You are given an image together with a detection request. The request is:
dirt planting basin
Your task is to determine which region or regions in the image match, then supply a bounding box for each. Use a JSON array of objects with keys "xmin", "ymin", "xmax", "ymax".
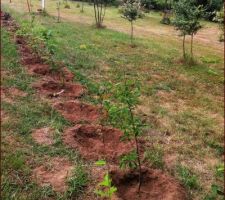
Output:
[
  {"xmin": 110, "ymin": 168, "xmax": 187, "ymax": 200},
  {"xmin": 53, "ymin": 101, "xmax": 101, "ymax": 123},
  {"xmin": 63, "ymin": 124, "xmax": 134, "ymax": 162},
  {"xmin": 33, "ymin": 79, "xmax": 85, "ymax": 99}
]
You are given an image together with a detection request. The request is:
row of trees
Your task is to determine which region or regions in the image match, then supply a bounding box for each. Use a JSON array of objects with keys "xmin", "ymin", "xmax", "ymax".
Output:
[{"xmin": 94, "ymin": 0, "xmax": 206, "ymax": 61}]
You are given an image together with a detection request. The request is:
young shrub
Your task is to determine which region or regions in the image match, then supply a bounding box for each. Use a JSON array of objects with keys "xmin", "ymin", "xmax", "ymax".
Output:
[
  {"xmin": 93, "ymin": 0, "xmax": 113, "ymax": 28},
  {"xmin": 173, "ymin": 0, "xmax": 203, "ymax": 61},
  {"xmin": 64, "ymin": 0, "xmax": 70, "ymax": 8},
  {"xmin": 94, "ymin": 160, "xmax": 117, "ymax": 199},
  {"xmin": 104, "ymin": 79, "xmax": 145, "ymax": 194},
  {"xmin": 121, "ymin": 0, "xmax": 142, "ymax": 46},
  {"xmin": 213, "ymin": 5, "xmax": 224, "ymax": 42}
]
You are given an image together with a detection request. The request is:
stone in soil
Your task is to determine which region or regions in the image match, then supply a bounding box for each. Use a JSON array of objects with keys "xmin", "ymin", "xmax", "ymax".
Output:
[
  {"xmin": 63, "ymin": 124, "xmax": 134, "ymax": 162},
  {"xmin": 110, "ymin": 168, "xmax": 187, "ymax": 200},
  {"xmin": 53, "ymin": 101, "xmax": 101, "ymax": 123},
  {"xmin": 32, "ymin": 157, "xmax": 73, "ymax": 192}
]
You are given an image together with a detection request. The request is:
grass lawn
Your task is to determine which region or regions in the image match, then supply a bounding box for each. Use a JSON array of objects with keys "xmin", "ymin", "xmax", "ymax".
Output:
[{"xmin": 1, "ymin": 1, "xmax": 224, "ymax": 199}]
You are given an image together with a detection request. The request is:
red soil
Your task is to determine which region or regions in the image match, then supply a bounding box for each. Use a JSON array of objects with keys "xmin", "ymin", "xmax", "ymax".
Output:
[
  {"xmin": 32, "ymin": 127, "xmax": 54, "ymax": 146},
  {"xmin": 53, "ymin": 101, "xmax": 101, "ymax": 123},
  {"xmin": 26, "ymin": 64, "xmax": 74, "ymax": 82},
  {"xmin": 110, "ymin": 168, "xmax": 187, "ymax": 200},
  {"xmin": 32, "ymin": 157, "xmax": 73, "ymax": 192},
  {"xmin": 63, "ymin": 124, "xmax": 134, "ymax": 162},
  {"xmin": 32, "ymin": 78, "xmax": 85, "ymax": 99}
]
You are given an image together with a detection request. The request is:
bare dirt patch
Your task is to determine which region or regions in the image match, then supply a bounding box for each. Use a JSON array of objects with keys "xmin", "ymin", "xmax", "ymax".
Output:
[
  {"xmin": 32, "ymin": 157, "xmax": 73, "ymax": 192},
  {"xmin": 63, "ymin": 124, "xmax": 134, "ymax": 162},
  {"xmin": 111, "ymin": 168, "xmax": 187, "ymax": 200},
  {"xmin": 1, "ymin": 86, "xmax": 27, "ymax": 103},
  {"xmin": 26, "ymin": 64, "xmax": 74, "ymax": 82},
  {"xmin": 33, "ymin": 78, "xmax": 85, "ymax": 99},
  {"xmin": 53, "ymin": 101, "xmax": 101, "ymax": 123},
  {"xmin": 32, "ymin": 127, "xmax": 54, "ymax": 146}
]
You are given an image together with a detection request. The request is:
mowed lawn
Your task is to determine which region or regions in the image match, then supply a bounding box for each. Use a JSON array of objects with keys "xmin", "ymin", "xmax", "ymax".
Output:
[{"xmin": 1, "ymin": 0, "xmax": 224, "ymax": 199}]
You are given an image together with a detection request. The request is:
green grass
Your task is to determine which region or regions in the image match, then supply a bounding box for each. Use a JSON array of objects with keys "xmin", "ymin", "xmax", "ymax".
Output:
[
  {"xmin": 1, "ymin": 28, "xmax": 89, "ymax": 200},
  {"xmin": 1, "ymin": 2, "xmax": 224, "ymax": 200}
]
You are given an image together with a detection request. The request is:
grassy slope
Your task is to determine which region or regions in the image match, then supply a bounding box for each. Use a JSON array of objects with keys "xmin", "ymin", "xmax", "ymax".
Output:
[
  {"xmin": 1, "ymin": 2, "xmax": 224, "ymax": 200},
  {"xmin": 1, "ymin": 27, "xmax": 91, "ymax": 200}
]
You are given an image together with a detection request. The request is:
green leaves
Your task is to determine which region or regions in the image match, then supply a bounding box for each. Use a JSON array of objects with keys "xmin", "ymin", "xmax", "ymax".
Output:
[
  {"xmin": 95, "ymin": 173, "xmax": 117, "ymax": 198},
  {"xmin": 121, "ymin": 0, "xmax": 142, "ymax": 22},
  {"xmin": 95, "ymin": 160, "xmax": 107, "ymax": 166},
  {"xmin": 120, "ymin": 150, "xmax": 138, "ymax": 169}
]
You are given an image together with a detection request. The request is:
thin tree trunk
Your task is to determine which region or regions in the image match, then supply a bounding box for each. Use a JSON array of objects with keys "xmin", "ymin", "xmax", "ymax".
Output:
[
  {"xmin": 93, "ymin": 1, "xmax": 98, "ymax": 26},
  {"xmin": 131, "ymin": 21, "xmax": 134, "ymax": 45},
  {"xmin": 182, "ymin": 34, "xmax": 186, "ymax": 59},
  {"xmin": 191, "ymin": 34, "xmax": 193, "ymax": 59},
  {"xmin": 135, "ymin": 136, "xmax": 142, "ymax": 193},
  {"xmin": 81, "ymin": 1, "xmax": 84, "ymax": 12},
  {"xmin": 26, "ymin": 0, "xmax": 31, "ymax": 12},
  {"xmin": 128, "ymin": 103, "xmax": 142, "ymax": 194}
]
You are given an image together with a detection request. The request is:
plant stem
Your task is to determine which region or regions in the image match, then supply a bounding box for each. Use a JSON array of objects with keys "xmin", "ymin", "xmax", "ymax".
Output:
[
  {"xmin": 191, "ymin": 33, "xmax": 193, "ymax": 59},
  {"xmin": 182, "ymin": 34, "xmax": 186, "ymax": 59},
  {"xmin": 131, "ymin": 20, "xmax": 134, "ymax": 45},
  {"xmin": 127, "ymin": 102, "xmax": 142, "ymax": 194}
]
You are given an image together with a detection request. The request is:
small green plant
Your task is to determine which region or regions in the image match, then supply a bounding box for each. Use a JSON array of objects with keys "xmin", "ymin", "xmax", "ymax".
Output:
[
  {"xmin": 67, "ymin": 165, "xmax": 89, "ymax": 198},
  {"xmin": 144, "ymin": 145, "xmax": 164, "ymax": 169},
  {"xmin": 104, "ymin": 77, "xmax": 145, "ymax": 194},
  {"xmin": 177, "ymin": 165, "xmax": 199, "ymax": 190},
  {"xmin": 204, "ymin": 184, "xmax": 224, "ymax": 200},
  {"xmin": 76, "ymin": 3, "xmax": 80, "ymax": 8},
  {"xmin": 94, "ymin": 160, "xmax": 117, "ymax": 199}
]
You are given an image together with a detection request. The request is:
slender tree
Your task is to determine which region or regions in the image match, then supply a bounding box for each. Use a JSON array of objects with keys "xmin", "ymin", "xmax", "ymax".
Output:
[
  {"xmin": 173, "ymin": 0, "xmax": 203, "ymax": 60},
  {"xmin": 121, "ymin": 0, "xmax": 142, "ymax": 46},
  {"xmin": 93, "ymin": 0, "xmax": 112, "ymax": 28}
]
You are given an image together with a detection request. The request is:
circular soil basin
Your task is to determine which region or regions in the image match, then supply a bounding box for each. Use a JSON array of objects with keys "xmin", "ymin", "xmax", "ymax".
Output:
[
  {"xmin": 53, "ymin": 101, "xmax": 101, "ymax": 123},
  {"xmin": 33, "ymin": 79, "xmax": 85, "ymax": 99},
  {"xmin": 27, "ymin": 64, "xmax": 74, "ymax": 82},
  {"xmin": 110, "ymin": 168, "xmax": 187, "ymax": 200},
  {"xmin": 63, "ymin": 124, "xmax": 134, "ymax": 162}
]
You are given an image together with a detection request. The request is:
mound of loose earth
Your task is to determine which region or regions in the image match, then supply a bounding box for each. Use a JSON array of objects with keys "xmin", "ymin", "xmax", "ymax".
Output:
[
  {"xmin": 53, "ymin": 101, "xmax": 101, "ymax": 123},
  {"xmin": 32, "ymin": 127, "xmax": 54, "ymax": 146},
  {"xmin": 26, "ymin": 64, "xmax": 74, "ymax": 82},
  {"xmin": 32, "ymin": 157, "xmax": 73, "ymax": 192},
  {"xmin": 63, "ymin": 124, "xmax": 134, "ymax": 162},
  {"xmin": 110, "ymin": 168, "xmax": 187, "ymax": 200},
  {"xmin": 33, "ymin": 78, "xmax": 85, "ymax": 99}
]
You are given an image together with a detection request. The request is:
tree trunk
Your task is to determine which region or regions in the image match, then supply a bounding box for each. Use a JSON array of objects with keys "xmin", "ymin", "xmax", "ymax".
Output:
[
  {"xmin": 182, "ymin": 34, "xmax": 186, "ymax": 59},
  {"xmin": 26, "ymin": 0, "xmax": 31, "ymax": 12},
  {"xmin": 135, "ymin": 136, "xmax": 142, "ymax": 194},
  {"xmin": 190, "ymin": 34, "xmax": 193, "ymax": 59},
  {"xmin": 131, "ymin": 21, "xmax": 134, "ymax": 45},
  {"xmin": 81, "ymin": 1, "xmax": 84, "ymax": 12}
]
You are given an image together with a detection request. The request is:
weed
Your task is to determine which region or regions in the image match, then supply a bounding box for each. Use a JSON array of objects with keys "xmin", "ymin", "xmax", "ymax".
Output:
[
  {"xmin": 67, "ymin": 165, "xmax": 88, "ymax": 198},
  {"xmin": 144, "ymin": 145, "xmax": 164, "ymax": 169},
  {"xmin": 176, "ymin": 165, "xmax": 199, "ymax": 190}
]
